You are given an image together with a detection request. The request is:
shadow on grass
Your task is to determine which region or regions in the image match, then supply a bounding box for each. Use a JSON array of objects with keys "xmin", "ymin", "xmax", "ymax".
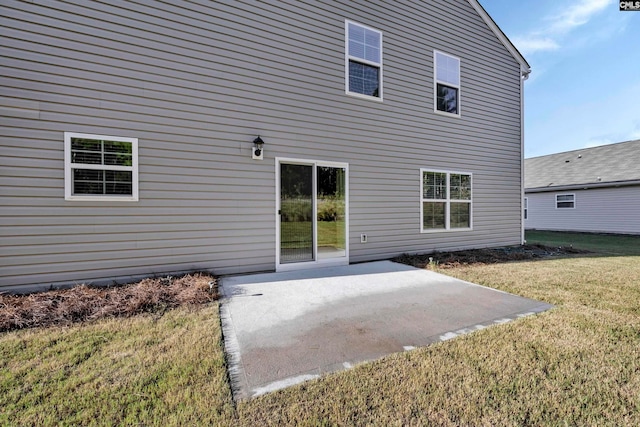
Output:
[
  {"xmin": 526, "ymin": 230, "xmax": 640, "ymax": 256},
  {"xmin": 395, "ymin": 231, "xmax": 640, "ymax": 270},
  {"xmin": 393, "ymin": 244, "xmax": 590, "ymax": 270}
]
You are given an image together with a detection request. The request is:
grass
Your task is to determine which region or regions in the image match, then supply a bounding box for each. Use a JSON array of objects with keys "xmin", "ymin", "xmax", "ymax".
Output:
[
  {"xmin": 0, "ymin": 305, "xmax": 234, "ymax": 426},
  {"xmin": 280, "ymin": 220, "xmax": 346, "ymax": 249},
  {"xmin": 527, "ymin": 229, "xmax": 640, "ymax": 255},
  {"xmin": 234, "ymin": 237, "xmax": 640, "ymax": 425},
  {"xmin": 1, "ymin": 231, "xmax": 639, "ymax": 425}
]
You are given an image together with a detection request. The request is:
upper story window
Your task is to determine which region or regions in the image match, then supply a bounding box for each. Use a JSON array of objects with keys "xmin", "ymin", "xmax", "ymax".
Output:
[
  {"xmin": 556, "ymin": 194, "xmax": 575, "ymax": 209},
  {"xmin": 434, "ymin": 51, "xmax": 460, "ymax": 116},
  {"xmin": 346, "ymin": 20, "xmax": 382, "ymax": 100},
  {"xmin": 421, "ymin": 169, "xmax": 472, "ymax": 232},
  {"xmin": 64, "ymin": 132, "xmax": 138, "ymax": 201}
]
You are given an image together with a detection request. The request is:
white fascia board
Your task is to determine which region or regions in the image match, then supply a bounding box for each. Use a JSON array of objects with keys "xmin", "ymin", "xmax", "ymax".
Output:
[{"xmin": 467, "ymin": 0, "xmax": 531, "ymax": 79}]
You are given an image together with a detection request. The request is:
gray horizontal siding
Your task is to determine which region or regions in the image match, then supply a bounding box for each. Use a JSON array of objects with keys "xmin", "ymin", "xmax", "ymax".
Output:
[
  {"xmin": 1, "ymin": 0, "xmax": 524, "ymax": 291},
  {"xmin": 525, "ymin": 187, "xmax": 640, "ymax": 235}
]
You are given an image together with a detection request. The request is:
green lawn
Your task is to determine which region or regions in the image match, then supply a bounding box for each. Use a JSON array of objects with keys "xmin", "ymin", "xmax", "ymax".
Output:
[
  {"xmin": 2, "ymin": 231, "xmax": 639, "ymax": 425},
  {"xmin": 527, "ymin": 229, "xmax": 640, "ymax": 255},
  {"xmin": 280, "ymin": 220, "xmax": 346, "ymax": 249},
  {"xmin": 0, "ymin": 305, "xmax": 234, "ymax": 426}
]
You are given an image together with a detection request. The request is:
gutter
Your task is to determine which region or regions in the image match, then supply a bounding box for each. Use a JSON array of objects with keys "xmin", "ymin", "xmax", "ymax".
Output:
[
  {"xmin": 520, "ymin": 71, "xmax": 526, "ymax": 244},
  {"xmin": 525, "ymin": 179, "xmax": 640, "ymax": 193}
]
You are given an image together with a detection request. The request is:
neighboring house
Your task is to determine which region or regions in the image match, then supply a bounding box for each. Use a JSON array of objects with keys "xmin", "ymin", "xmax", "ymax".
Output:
[
  {"xmin": 1, "ymin": 0, "xmax": 530, "ymax": 293},
  {"xmin": 524, "ymin": 140, "xmax": 640, "ymax": 235}
]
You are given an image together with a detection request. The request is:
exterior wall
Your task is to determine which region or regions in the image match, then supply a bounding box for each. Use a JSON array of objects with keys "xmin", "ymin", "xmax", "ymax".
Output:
[
  {"xmin": 1, "ymin": 0, "xmax": 524, "ymax": 292},
  {"xmin": 525, "ymin": 187, "xmax": 640, "ymax": 235}
]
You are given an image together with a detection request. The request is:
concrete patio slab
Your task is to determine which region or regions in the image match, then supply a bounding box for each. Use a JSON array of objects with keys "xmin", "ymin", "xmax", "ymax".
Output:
[{"xmin": 219, "ymin": 261, "xmax": 553, "ymax": 400}]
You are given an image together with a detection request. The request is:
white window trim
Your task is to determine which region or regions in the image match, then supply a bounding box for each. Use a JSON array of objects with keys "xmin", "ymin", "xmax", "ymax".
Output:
[
  {"xmin": 64, "ymin": 132, "xmax": 139, "ymax": 201},
  {"xmin": 433, "ymin": 50, "xmax": 461, "ymax": 117},
  {"xmin": 420, "ymin": 168, "xmax": 472, "ymax": 233},
  {"xmin": 345, "ymin": 19, "xmax": 383, "ymax": 102},
  {"xmin": 524, "ymin": 197, "xmax": 528, "ymax": 220},
  {"xmin": 555, "ymin": 193, "xmax": 575, "ymax": 209}
]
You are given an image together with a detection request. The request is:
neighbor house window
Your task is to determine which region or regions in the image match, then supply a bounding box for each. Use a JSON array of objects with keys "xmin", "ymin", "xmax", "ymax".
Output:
[
  {"xmin": 556, "ymin": 194, "xmax": 575, "ymax": 209},
  {"xmin": 64, "ymin": 132, "xmax": 138, "ymax": 201},
  {"xmin": 524, "ymin": 197, "xmax": 528, "ymax": 219},
  {"xmin": 434, "ymin": 51, "xmax": 460, "ymax": 115},
  {"xmin": 346, "ymin": 20, "xmax": 382, "ymax": 100},
  {"xmin": 421, "ymin": 169, "xmax": 472, "ymax": 232}
]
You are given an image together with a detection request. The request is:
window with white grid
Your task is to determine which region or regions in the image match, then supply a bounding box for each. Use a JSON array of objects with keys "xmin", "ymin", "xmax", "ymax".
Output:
[
  {"xmin": 556, "ymin": 193, "xmax": 575, "ymax": 209},
  {"xmin": 434, "ymin": 51, "xmax": 460, "ymax": 116},
  {"xmin": 64, "ymin": 132, "xmax": 138, "ymax": 201},
  {"xmin": 421, "ymin": 169, "xmax": 472, "ymax": 232},
  {"xmin": 346, "ymin": 20, "xmax": 382, "ymax": 100}
]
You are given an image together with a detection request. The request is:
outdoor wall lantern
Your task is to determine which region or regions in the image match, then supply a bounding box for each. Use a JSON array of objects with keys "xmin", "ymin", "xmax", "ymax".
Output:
[{"xmin": 252, "ymin": 136, "xmax": 264, "ymax": 160}]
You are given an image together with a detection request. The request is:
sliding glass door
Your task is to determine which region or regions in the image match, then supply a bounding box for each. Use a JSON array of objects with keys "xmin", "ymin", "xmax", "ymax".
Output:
[
  {"xmin": 316, "ymin": 166, "xmax": 346, "ymax": 260},
  {"xmin": 278, "ymin": 159, "xmax": 348, "ymax": 269},
  {"xmin": 279, "ymin": 163, "xmax": 314, "ymax": 263}
]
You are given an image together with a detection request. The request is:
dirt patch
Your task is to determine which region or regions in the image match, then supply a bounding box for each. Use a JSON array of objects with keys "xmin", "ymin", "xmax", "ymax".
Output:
[
  {"xmin": 0, "ymin": 273, "xmax": 217, "ymax": 333},
  {"xmin": 393, "ymin": 244, "xmax": 589, "ymax": 269}
]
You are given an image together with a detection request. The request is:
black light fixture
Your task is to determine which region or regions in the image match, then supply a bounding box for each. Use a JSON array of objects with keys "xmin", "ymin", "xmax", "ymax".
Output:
[{"xmin": 252, "ymin": 136, "xmax": 264, "ymax": 160}]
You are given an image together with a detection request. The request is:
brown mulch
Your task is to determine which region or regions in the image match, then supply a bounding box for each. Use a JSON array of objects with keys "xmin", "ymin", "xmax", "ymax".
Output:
[
  {"xmin": 394, "ymin": 244, "xmax": 590, "ymax": 269},
  {"xmin": 1, "ymin": 244, "xmax": 587, "ymax": 333},
  {"xmin": 0, "ymin": 272, "xmax": 217, "ymax": 333}
]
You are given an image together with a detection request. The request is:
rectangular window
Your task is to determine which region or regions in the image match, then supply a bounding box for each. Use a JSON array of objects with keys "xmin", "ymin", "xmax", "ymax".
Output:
[
  {"xmin": 524, "ymin": 197, "xmax": 528, "ymax": 219},
  {"xmin": 421, "ymin": 169, "xmax": 472, "ymax": 232},
  {"xmin": 434, "ymin": 51, "xmax": 460, "ymax": 116},
  {"xmin": 346, "ymin": 20, "xmax": 382, "ymax": 100},
  {"xmin": 64, "ymin": 132, "xmax": 138, "ymax": 201},
  {"xmin": 556, "ymin": 194, "xmax": 575, "ymax": 209}
]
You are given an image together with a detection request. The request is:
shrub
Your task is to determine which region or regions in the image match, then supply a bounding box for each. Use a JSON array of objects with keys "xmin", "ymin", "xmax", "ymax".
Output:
[{"xmin": 317, "ymin": 197, "xmax": 344, "ymax": 222}]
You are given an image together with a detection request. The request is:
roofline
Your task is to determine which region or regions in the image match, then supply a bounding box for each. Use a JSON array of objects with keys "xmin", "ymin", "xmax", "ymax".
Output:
[
  {"xmin": 467, "ymin": 0, "xmax": 531, "ymax": 79},
  {"xmin": 525, "ymin": 138, "xmax": 640, "ymax": 161},
  {"xmin": 525, "ymin": 179, "xmax": 640, "ymax": 193}
]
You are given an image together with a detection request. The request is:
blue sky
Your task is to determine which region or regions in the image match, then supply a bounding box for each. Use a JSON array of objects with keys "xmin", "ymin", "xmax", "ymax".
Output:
[{"xmin": 480, "ymin": 0, "xmax": 640, "ymax": 158}]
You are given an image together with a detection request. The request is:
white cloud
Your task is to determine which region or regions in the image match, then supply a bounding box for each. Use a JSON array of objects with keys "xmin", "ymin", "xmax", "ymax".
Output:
[
  {"xmin": 583, "ymin": 119, "xmax": 640, "ymax": 149},
  {"xmin": 584, "ymin": 138, "xmax": 614, "ymax": 148},
  {"xmin": 547, "ymin": 0, "xmax": 611, "ymax": 34},
  {"xmin": 513, "ymin": 0, "xmax": 613, "ymax": 55},
  {"xmin": 628, "ymin": 129, "xmax": 640, "ymax": 141},
  {"xmin": 621, "ymin": 118, "xmax": 640, "ymax": 141},
  {"xmin": 512, "ymin": 37, "xmax": 560, "ymax": 55}
]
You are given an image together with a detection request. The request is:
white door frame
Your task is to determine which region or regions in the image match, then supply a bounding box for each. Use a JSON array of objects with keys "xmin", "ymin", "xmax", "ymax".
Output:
[{"xmin": 276, "ymin": 157, "xmax": 349, "ymax": 272}]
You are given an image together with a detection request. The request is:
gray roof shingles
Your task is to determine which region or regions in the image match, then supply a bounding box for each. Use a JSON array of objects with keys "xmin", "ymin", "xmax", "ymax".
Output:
[{"xmin": 524, "ymin": 139, "xmax": 640, "ymax": 190}]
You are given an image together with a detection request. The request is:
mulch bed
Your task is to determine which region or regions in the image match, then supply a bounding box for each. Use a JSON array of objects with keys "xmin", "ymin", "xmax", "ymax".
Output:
[
  {"xmin": 1, "ymin": 244, "xmax": 586, "ymax": 333},
  {"xmin": 393, "ymin": 244, "xmax": 589, "ymax": 269},
  {"xmin": 0, "ymin": 273, "xmax": 217, "ymax": 333}
]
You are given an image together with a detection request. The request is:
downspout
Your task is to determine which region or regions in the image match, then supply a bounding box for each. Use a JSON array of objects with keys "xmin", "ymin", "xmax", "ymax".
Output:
[{"xmin": 520, "ymin": 68, "xmax": 529, "ymax": 244}]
